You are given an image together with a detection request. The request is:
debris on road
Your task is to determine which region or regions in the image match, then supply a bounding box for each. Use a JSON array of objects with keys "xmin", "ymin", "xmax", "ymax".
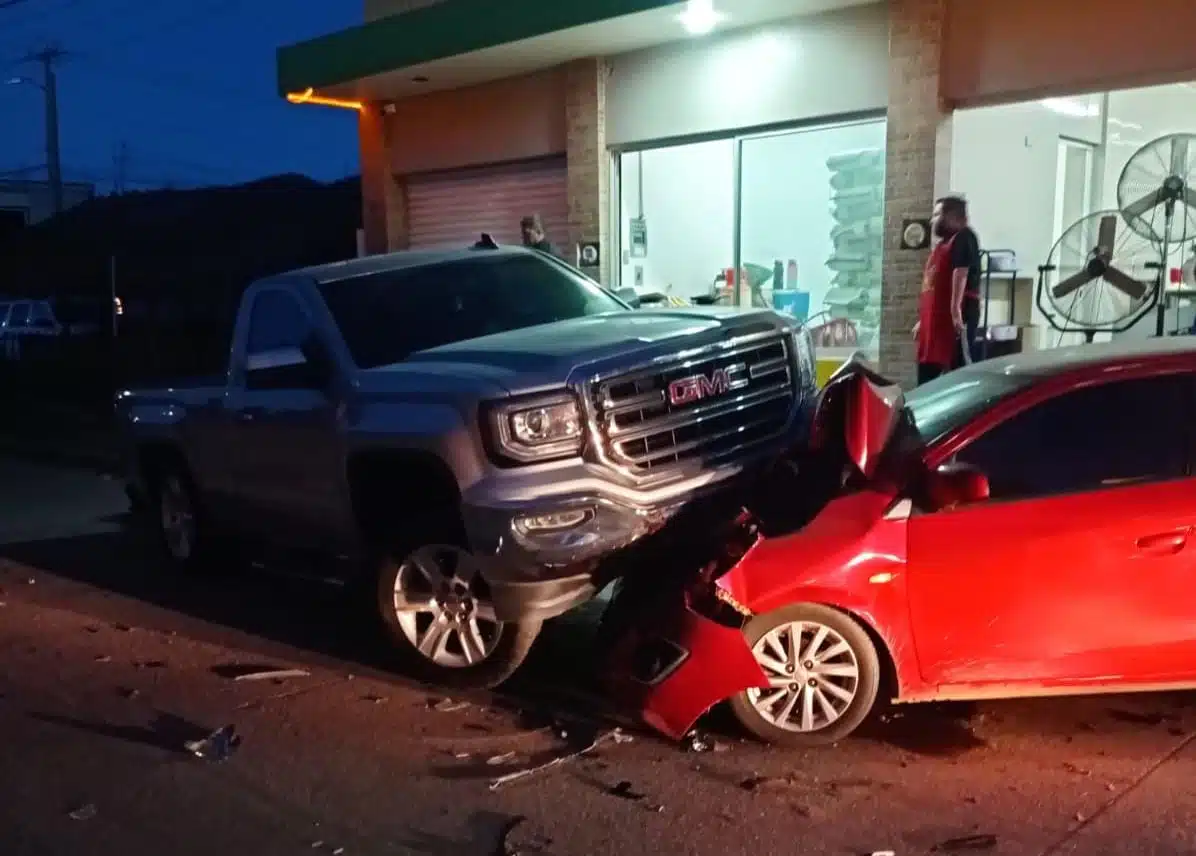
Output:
[
  {"xmin": 94, "ymin": 655, "xmax": 111, "ymax": 663},
  {"xmin": 184, "ymin": 724, "xmax": 241, "ymax": 762},
  {"xmin": 230, "ymin": 667, "xmax": 309, "ymax": 683},
  {"xmin": 431, "ymin": 698, "xmax": 470, "ymax": 713},
  {"xmin": 1108, "ymin": 709, "xmax": 1165, "ymax": 726},
  {"xmin": 496, "ymin": 815, "xmax": 527, "ymax": 856},
  {"xmin": 486, "ymin": 751, "xmax": 517, "ymax": 766},
  {"xmin": 870, "ymin": 851, "xmax": 896, "ymax": 856},
  {"xmin": 682, "ymin": 730, "xmax": 713, "ymax": 753},
  {"xmin": 612, "ymin": 729, "xmax": 634, "ymax": 745},
  {"xmin": 931, "ymin": 833, "xmax": 998, "ymax": 852},
  {"xmin": 607, "ymin": 780, "xmax": 645, "ymax": 801},
  {"xmin": 68, "ymin": 804, "xmax": 97, "ymax": 821},
  {"xmin": 739, "ymin": 774, "xmax": 800, "ymax": 793},
  {"xmin": 489, "ymin": 728, "xmax": 621, "ymax": 791}
]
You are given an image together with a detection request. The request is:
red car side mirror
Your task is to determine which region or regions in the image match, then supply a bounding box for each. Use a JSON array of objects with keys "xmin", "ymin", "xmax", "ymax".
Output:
[{"xmin": 927, "ymin": 462, "xmax": 990, "ymax": 510}]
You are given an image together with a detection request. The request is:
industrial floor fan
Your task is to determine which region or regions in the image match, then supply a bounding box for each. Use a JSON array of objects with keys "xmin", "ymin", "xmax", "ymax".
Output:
[
  {"xmin": 1117, "ymin": 132, "xmax": 1196, "ymax": 335},
  {"xmin": 1036, "ymin": 210, "xmax": 1160, "ymax": 343}
]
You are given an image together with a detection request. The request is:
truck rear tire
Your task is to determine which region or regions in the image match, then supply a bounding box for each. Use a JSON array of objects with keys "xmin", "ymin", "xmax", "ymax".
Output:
[
  {"xmin": 148, "ymin": 460, "xmax": 216, "ymax": 574},
  {"xmin": 375, "ymin": 522, "xmax": 541, "ymax": 690}
]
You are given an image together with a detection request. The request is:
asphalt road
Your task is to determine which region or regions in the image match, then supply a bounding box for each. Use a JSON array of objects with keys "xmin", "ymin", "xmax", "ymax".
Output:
[{"xmin": 3, "ymin": 455, "xmax": 1196, "ymax": 855}]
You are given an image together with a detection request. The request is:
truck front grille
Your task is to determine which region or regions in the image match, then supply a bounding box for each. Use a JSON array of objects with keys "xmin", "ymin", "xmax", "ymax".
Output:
[{"xmin": 590, "ymin": 335, "xmax": 796, "ymax": 476}]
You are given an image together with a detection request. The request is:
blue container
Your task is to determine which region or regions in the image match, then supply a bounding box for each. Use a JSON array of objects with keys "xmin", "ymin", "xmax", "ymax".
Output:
[{"xmin": 772, "ymin": 289, "xmax": 810, "ymax": 321}]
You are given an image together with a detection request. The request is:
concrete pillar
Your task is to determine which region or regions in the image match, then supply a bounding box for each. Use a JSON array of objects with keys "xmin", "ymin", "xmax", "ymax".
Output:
[
  {"xmin": 879, "ymin": 0, "xmax": 953, "ymax": 384},
  {"xmin": 564, "ymin": 58, "xmax": 610, "ymax": 286}
]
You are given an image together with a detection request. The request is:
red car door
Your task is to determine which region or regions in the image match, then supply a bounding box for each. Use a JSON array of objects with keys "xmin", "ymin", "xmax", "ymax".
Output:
[{"xmin": 906, "ymin": 373, "xmax": 1196, "ymax": 690}]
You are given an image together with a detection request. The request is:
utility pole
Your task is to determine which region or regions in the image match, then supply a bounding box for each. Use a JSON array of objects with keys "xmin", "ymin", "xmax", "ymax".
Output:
[
  {"xmin": 113, "ymin": 140, "xmax": 129, "ymax": 194},
  {"xmin": 23, "ymin": 47, "xmax": 65, "ymax": 215}
]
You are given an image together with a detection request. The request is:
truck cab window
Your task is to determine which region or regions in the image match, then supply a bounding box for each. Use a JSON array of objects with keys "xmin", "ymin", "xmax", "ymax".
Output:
[{"xmin": 246, "ymin": 291, "xmax": 311, "ymax": 355}]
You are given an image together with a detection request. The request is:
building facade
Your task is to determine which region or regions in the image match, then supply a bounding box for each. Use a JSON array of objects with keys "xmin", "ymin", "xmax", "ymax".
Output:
[
  {"xmin": 278, "ymin": 0, "xmax": 1196, "ymax": 382},
  {"xmin": 0, "ymin": 179, "xmax": 95, "ymax": 244}
]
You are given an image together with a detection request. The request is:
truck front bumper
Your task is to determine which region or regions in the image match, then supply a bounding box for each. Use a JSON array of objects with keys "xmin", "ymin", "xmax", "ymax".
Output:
[{"xmin": 462, "ymin": 494, "xmax": 684, "ymax": 624}]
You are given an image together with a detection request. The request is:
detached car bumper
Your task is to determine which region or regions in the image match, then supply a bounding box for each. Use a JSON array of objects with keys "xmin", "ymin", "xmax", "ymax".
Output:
[{"xmin": 602, "ymin": 587, "xmax": 768, "ymax": 741}]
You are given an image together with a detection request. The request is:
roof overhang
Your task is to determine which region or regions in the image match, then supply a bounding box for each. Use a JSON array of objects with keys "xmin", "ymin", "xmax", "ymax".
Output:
[{"xmin": 277, "ymin": 0, "xmax": 876, "ymax": 102}]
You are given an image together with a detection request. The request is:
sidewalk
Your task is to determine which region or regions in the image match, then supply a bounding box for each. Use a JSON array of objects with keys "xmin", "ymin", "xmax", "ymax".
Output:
[{"xmin": 0, "ymin": 404, "xmax": 120, "ymax": 472}]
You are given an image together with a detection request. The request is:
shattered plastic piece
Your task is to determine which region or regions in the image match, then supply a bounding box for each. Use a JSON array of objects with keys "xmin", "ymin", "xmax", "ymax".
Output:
[
  {"xmin": 611, "ymin": 728, "xmax": 634, "ymax": 744},
  {"xmin": 332, "ymin": 849, "xmax": 344, "ymax": 855},
  {"xmin": 871, "ymin": 851, "xmax": 896, "ymax": 856},
  {"xmin": 453, "ymin": 752, "xmax": 471, "ymax": 760},
  {"xmin": 184, "ymin": 724, "xmax": 241, "ymax": 762},
  {"xmin": 487, "ymin": 751, "xmax": 517, "ymax": 766},
  {"xmin": 682, "ymin": 730, "xmax": 713, "ymax": 753},
  {"xmin": 68, "ymin": 804, "xmax": 97, "ymax": 821},
  {"xmin": 932, "ymin": 833, "xmax": 998, "ymax": 852},
  {"xmin": 94, "ymin": 655, "xmax": 111, "ymax": 663},
  {"xmin": 26, "ymin": 577, "xmax": 34, "ymax": 585},
  {"xmin": 431, "ymin": 697, "xmax": 470, "ymax": 713},
  {"xmin": 489, "ymin": 729, "xmax": 619, "ymax": 791},
  {"xmin": 231, "ymin": 668, "xmax": 310, "ymax": 683},
  {"xmin": 311, "ymin": 841, "xmax": 324, "ymax": 848}
]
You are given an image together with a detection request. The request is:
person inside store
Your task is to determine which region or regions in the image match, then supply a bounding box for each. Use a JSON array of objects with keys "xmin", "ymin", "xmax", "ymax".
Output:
[
  {"xmin": 913, "ymin": 194, "xmax": 982, "ymax": 385},
  {"xmin": 520, "ymin": 214, "xmax": 556, "ymax": 256}
]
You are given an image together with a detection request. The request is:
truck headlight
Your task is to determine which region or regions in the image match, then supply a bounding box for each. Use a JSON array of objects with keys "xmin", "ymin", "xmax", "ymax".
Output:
[{"xmin": 488, "ymin": 393, "xmax": 584, "ymax": 464}]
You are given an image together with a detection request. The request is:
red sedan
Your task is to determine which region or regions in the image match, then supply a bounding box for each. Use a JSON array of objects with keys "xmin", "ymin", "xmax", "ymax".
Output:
[{"xmin": 605, "ymin": 337, "xmax": 1196, "ymax": 747}]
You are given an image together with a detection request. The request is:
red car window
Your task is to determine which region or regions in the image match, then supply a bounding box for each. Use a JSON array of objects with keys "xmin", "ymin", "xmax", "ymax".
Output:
[{"xmin": 952, "ymin": 375, "xmax": 1191, "ymax": 501}]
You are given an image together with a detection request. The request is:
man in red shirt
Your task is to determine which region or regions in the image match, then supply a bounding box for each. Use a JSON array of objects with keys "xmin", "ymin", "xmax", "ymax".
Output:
[{"xmin": 913, "ymin": 195, "xmax": 982, "ymax": 385}]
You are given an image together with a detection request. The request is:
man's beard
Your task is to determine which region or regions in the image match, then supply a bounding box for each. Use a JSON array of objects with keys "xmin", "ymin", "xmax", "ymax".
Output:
[{"xmin": 934, "ymin": 219, "xmax": 955, "ymax": 239}]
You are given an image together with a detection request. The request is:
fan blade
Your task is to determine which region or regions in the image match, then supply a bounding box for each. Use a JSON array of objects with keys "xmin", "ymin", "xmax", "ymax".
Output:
[
  {"xmin": 1097, "ymin": 214, "xmax": 1117, "ymax": 254},
  {"xmin": 1103, "ymin": 265, "xmax": 1148, "ymax": 301},
  {"xmin": 1053, "ymin": 269, "xmax": 1097, "ymax": 299},
  {"xmin": 1171, "ymin": 137, "xmax": 1190, "ymax": 177},
  {"xmin": 1123, "ymin": 189, "xmax": 1165, "ymax": 221}
]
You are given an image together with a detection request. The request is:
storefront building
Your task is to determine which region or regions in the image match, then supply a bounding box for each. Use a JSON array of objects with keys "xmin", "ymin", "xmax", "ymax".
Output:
[{"xmin": 277, "ymin": 0, "xmax": 1196, "ymax": 383}]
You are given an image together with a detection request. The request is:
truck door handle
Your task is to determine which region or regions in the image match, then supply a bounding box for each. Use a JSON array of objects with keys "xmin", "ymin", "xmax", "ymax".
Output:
[{"xmin": 1136, "ymin": 528, "xmax": 1190, "ymax": 556}]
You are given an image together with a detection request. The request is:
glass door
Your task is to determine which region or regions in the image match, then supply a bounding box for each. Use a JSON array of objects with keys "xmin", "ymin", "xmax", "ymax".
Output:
[{"xmin": 736, "ymin": 119, "xmax": 886, "ymax": 358}]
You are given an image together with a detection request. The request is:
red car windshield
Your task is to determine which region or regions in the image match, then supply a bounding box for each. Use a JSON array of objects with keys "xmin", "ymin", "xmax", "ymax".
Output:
[{"xmin": 903, "ymin": 368, "xmax": 1032, "ymax": 445}]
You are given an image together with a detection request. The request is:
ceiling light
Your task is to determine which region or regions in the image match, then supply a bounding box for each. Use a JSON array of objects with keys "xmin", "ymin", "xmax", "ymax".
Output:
[
  {"xmin": 1038, "ymin": 97, "xmax": 1099, "ymax": 118},
  {"xmin": 679, "ymin": 0, "xmax": 724, "ymax": 35}
]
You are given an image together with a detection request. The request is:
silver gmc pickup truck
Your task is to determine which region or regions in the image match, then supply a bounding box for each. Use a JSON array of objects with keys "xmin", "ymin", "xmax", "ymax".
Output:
[{"xmin": 117, "ymin": 242, "xmax": 816, "ymax": 688}]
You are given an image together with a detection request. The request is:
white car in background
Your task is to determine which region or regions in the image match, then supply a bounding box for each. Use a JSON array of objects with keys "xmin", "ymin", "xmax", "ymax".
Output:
[{"xmin": 0, "ymin": 299, "xmax": 63, "ymax": 359}]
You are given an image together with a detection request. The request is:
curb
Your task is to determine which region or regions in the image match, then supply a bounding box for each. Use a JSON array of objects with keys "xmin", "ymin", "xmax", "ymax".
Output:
[{"xmin": 0, "ymin": 433, "xmax": 121, "ymax": 474}]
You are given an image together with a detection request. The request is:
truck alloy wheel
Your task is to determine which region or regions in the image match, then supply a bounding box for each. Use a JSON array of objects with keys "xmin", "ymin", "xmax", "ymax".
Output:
[
  {"xmin": 729, "ymin": 603, "xmax": 881, "ymax": 746},
  {"xmin": 389, "ymin": 544, "xmax": 504, "ymax": 669}
]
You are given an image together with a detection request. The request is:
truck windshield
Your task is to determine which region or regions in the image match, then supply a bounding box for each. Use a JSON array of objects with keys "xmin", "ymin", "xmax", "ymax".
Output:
[
  {"xmin": 319, "ymin": 254, "xmax": 628, "ymax": 369},
  {"xmin": 903, "ymin": 367, "xmax": 1031, "ymax": 444}
]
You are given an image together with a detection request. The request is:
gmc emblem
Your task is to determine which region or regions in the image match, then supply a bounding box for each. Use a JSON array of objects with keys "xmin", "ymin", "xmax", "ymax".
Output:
[{"xmin": 668, "ymin": 368, "xmax": 731, "ymax": 407}]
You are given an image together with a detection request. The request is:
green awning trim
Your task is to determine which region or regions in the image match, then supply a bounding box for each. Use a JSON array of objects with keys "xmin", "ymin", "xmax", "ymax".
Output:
[{"xmin": 277, "ymin": 0, "xmax": 682, "ymax": 96}]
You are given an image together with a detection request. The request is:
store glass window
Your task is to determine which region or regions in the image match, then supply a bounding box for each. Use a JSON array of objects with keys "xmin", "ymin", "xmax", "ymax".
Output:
[
  {"xmin": 617, "ymin": 139, "xmax": 734, "ymax": 300},
  {"xmin": 739, "ymin": 120, "xmax": 886, "ymax": 355},
  {"xmin": 614, "ymin": 118, "xmax": 886, "ymax": 360}
]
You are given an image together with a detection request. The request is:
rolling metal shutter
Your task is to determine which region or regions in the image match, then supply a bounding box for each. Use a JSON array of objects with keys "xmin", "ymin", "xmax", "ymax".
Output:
[{"xmin": 405, "ymin": 157, "xmax": 568, "ymax": 252}]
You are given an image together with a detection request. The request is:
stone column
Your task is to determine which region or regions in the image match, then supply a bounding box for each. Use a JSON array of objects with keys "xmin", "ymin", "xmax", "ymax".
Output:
[
  {"xmin": 880, "ymin": 0, "xmax": 953, "ymax": 384},
  {"xmin": 564, "ymin": 58, "xmax": 610, "ymax": 286},
  {"xmin": 358, "ymin": 103, "xmax": 409, "ymax": 254}
]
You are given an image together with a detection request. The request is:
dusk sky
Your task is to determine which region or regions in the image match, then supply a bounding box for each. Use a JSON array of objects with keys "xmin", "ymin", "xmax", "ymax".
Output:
[{"xmin": 0, "ymin": 0, "xmax": 360, "ymax": 191}]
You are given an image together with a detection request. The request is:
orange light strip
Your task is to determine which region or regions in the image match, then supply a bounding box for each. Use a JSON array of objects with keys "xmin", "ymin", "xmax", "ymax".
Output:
[{"xmin": 285, "ymin": 87, "xmax": 363, "ymax": 111}]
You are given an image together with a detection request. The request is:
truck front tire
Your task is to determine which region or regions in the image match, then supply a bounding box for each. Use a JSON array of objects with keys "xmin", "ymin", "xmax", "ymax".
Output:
[{"xmin": 375, "ymin": 522, "xmax": 541, "ymax": 690}]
